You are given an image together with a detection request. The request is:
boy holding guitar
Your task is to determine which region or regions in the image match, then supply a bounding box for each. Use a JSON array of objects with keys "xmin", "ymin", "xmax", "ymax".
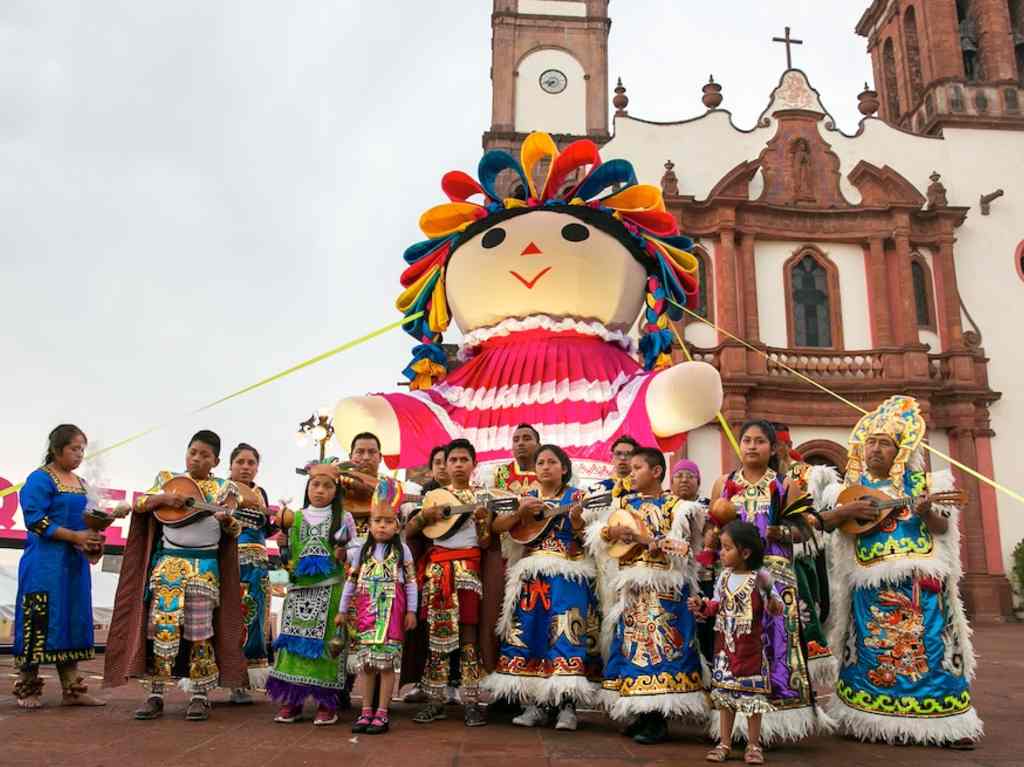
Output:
[
  {"xmin": 589, "ymin": 447, "xmax": 707, "ymax": 746},
  {"xmin": 405, "ymin": 438, "xmax": 493, "ymax": 727},
  {"xmin": 104, "ymin": 430, "xmax": 247, "ymax": 722}
]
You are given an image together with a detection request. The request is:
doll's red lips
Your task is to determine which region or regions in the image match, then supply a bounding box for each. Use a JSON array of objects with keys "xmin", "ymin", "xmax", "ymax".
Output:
[{"xmin": 510, "ymin": 267, "xmax": 552, "ymax": 289}]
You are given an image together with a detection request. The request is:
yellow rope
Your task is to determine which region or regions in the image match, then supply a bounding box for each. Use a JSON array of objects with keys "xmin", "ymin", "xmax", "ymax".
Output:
[
  {"xmin": 667, "ymin": 297, "xmax": 1024, "ymax": 506},
  {"xmin": 0, "ymin": 311, "xmax": 426, "ymax": 499},
  {"xmin": 668, "ymin": 322, "xmax": 741, "ymax": 460}
]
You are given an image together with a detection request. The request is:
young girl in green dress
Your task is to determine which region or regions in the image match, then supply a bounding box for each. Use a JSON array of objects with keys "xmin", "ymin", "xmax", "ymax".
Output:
[{"xmin": 267, "ymin": 459, "xmax": 356, "ymax": 726}]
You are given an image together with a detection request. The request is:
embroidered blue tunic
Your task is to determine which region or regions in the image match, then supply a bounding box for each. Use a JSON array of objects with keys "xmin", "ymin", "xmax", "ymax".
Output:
[
  {"xmin": 485, "ymin": 486, "xmax": 601, "ymax": 705},
  {"xmin": 833, "ymin": 470, "xmax": 980, "ymax": 742},
  {"xmin": 14, "ymin": 467, "xmax": 95, "ymax": 668}
]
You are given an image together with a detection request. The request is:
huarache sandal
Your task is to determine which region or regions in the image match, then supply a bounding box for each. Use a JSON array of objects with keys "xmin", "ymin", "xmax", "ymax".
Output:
[
  {"xmin": 185, "ymin": 696, "xmax": 210, "ymax": 721},
  {"xmin": 706, "ymin": 743, "xmax": 731, "ymax": 762},
  {"xmin": 744, "ymin": 743, "xmax": 765, "ymax": 765}
]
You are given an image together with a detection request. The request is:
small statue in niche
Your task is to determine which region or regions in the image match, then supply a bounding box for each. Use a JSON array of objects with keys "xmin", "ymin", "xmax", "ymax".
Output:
[
  {"xmin": 960, "ymin": 14, "xmax": 980, "ymax": 81},
  {"xmin": 791, "ymin": 138, "xmax": 814, "ymax": 202}
]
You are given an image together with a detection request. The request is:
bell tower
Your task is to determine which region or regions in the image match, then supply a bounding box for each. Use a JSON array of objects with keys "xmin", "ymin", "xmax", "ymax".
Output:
[
  {"xmin": 856, "ymin": 0, "xmax": 1024, "ymax": 135},
  {"xmin": 483, "ymin": 0, "xmax": 611, "ymax": 157}
]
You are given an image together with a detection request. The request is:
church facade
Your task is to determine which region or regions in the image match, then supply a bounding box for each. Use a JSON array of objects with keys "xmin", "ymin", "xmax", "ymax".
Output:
[{"xmin": 482, "ymin": 0, "xmax": 1024, "ymax": 620}]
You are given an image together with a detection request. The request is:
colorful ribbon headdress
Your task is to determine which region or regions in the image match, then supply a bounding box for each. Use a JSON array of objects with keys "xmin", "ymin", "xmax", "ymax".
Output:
[
  {"xmin": 396, "ymin": 131, "xmax": 700, "ymax": 389},
  {"xmin": 845, "ymin": 395, "xmax": 926, "ymax": 486}
]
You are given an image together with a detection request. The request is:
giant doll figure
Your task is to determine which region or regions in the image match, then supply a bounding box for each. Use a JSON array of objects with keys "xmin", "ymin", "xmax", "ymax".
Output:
[{"xmin": 335, "ymin": 133, "xmax": 723, "ymax": 474}]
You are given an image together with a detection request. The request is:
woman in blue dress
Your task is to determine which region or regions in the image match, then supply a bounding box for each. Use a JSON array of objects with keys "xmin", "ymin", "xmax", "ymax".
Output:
[
  {"xmin": 484, "ymin": 443, "xmax": 601, "ymax": 731},
  {"xmin": 13, "ymin": 424, "xmax": 107, "ymax": 709}
]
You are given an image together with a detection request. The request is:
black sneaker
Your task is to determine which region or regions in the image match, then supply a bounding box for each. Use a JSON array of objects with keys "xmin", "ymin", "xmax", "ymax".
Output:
[
  {"xmin": 633, "ymin": 713, "xmax": 668, "ymax": 745},
  {"xmin": 464, "ymin": 703, "xmax": 488, "ymax": 727},
  {"xmin": 624, "ymin": 713, "xmax": 648, "ymax": 738},
  {"xmin": 413, "ymin": 702, "xmax": 447, "ymax": 724}
]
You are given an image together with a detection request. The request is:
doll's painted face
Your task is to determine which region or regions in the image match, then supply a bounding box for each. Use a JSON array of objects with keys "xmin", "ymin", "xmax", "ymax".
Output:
[{"xmin": 445, "ymin": 210, "xmax": 646, "ymax": 333}]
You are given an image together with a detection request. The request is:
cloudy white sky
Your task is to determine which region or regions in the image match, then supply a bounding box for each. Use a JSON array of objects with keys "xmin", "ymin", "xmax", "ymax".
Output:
[{"xmin": 1, "ymin": 1, "xmax": 872, "ymax": 502}]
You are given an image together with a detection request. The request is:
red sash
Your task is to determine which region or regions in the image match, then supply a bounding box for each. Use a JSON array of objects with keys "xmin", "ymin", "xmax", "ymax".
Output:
[{"xmin": 417, "ymin": 546, "xmax": 481, "ymax": 599}]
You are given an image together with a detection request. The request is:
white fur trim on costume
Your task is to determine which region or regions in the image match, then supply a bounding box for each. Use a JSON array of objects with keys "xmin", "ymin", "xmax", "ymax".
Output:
[
  {"xmin": 711, "ymin": 703, "xmax": 834, "ymax": 746},
  {"xmin": 482, "ymin": 670, "xmax": 598, "ymax": 707},
  {"xmin": 808, "ymin": 465, "xmax": 841, "ymax": 511},
  {"xmin": 829, "ymin": 696, "xmax": 983, "ymax": 745},
  {"xmin": 602, "ymin": 688, "xmax": 708, "ymax": 722},
  {"xmin": 458, "ymin": 315, "xmax": 636, "ymax": 358},
  {"xmin": 807, "ymin": 655, "xmax": 838, "ymax": 687},
  {"xmin": 496, "ymin": 554, "xmax": 597, "ymax": 639},
  {"xmin": 246, "ymin": 666, "xmax": 271, "ymax": 691}
]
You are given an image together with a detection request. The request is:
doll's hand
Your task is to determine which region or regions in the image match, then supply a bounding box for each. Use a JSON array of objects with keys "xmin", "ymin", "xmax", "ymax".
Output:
[
  {"xmin": 404, "ymin": 611, "xmax": 417, "ymax": 631},
  {"xmin": 687, "ymin": 595, "xmax": 704, "ymax": 614},
  {"xmin": 334, "ymin": 613, "xmax": 347, "ymax": 628},
  {"xmin": 767, "ymin": 598, "xmax": 784, "ymax": 617}
]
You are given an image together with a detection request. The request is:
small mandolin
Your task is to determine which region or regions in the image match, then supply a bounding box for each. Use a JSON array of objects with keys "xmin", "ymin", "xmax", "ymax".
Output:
[
  {"xmin": 605, "ymin": 507, "xmax": 691, "ymax": 560},
  {"xmin": 148, "ymin": 475, "xmax": 267, "ymax": 529},
  {"xmin": 837, "ymin": 483, "xmax": 966, "ymax": 536},
  {"xmin": 418, "ymin": 487, "xmax": 519, "ymax": 540},
  {"xmin": 508, "ymin": 492, "xmax": 612, "ymax": 545}
]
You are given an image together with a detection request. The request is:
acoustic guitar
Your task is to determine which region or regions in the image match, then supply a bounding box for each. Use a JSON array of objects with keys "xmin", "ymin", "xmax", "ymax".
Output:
[
  {"xmin": 419, "ymin": 487, "xmax": 519, "ymax": 540},
  {"xmin": 148, "ymin": 475, "xmax": 267, "ymax": 529},
  {"xmin": 837, "ymin": 483, "xmax": 966, "ymax": 536},
  {"xmin": 508, "ymin": 492, "xmax": 612, "ymax": 545},
  {"xmin": 605, "ymin": 507, "xmax": 692, "ymax": 560}
]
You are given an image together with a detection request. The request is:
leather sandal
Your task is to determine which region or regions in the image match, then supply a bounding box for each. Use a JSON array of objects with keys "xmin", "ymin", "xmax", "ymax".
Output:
[
  {"xmin": 744, "ymin": 744, "xmax": 765, "ymax": 765},
  {"xmin": 706, "ymin": 743, "xmax": 731, "ymax": 762},
  {"xmin": 185, "ymin": 696, "xmax": 210, "ymax": 721}
]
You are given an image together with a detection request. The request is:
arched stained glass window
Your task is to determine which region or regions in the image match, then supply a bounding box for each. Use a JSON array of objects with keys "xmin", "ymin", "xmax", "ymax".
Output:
[{"xmin": 790, "ymin": 254, "xmax": 832, "ymax": 347}]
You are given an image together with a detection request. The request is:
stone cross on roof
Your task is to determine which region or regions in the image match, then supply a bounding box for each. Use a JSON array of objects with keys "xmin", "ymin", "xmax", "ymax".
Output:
[{"xmin": 772, "ymin": 25, "xmax": 803, "ymax": 70}]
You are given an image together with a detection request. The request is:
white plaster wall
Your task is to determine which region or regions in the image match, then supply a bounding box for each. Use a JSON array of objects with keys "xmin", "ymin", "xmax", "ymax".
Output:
[
  {"xmin": 926, "ymin": 429, "xmax": 951, "ymax": 472},
  {"xmin": 686, "ymin": 424, "xmax": 722, "ymax": 499},
  {"xmin": 518, "ymin": 0, "xmax": 586, "ymax": 16},
  {"xmin": 514, "ymin": 49, "xmax": 586, "ymax": 135},
  {"xmin": 753, "ymin": 241, "xmax": 872, "ymax": 350},
  {"xmin": 603, "ymin": 112, "xmax": 774, "ymax": 201},
  {"xmin": 790, "ymin": 426, "xmax": 851, "ymax": 454}
]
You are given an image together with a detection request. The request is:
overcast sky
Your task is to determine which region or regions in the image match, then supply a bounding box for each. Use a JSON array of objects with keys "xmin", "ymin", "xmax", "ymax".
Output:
[{"xmin": 1, "ymin": 1, "xmax": 872, "ymax": 502}]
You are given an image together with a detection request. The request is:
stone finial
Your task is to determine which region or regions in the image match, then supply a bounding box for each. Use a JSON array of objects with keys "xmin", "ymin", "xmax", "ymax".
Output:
[
  {"xmin": 661, "ymin": 160, "xmax": 679, "ymax": 196},
  {"xmin": 857, "ymin": 82, "xmax": 879, "ymax": 117},
  {"xmin": 613, "ymin": 77, "xmax": 629, "ymax": 116},
  {"xmin": 702, "ymin": 75, "xmax": 723, "ymax": 110},
  {"xmin": 926, "ymin": 171, "xmax": 948, "ymax": 209}
]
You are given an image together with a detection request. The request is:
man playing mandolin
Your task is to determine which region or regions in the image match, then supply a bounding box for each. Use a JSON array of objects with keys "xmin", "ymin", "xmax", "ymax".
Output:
[{"xmin": 810, "ymin": 395, "xmax": 982, "ymax": 749}]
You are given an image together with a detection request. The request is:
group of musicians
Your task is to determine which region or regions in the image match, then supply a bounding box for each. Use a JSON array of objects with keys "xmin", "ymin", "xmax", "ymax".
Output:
[{"xmin": 10, "ymin": 394, "xmax": 983, "ymax": 761}]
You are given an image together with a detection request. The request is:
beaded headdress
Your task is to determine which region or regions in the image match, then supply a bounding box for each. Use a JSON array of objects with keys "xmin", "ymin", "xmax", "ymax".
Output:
[
  {"xmin": 845, "ymin": 395, "xmax": 926, "ymax": 486},
  {"xmin": 397, "ymin": 131, "xmax": 700, "ymax": 389},
  {"xmin": 304, "ymin": 457, "xmax": 342, "ymax": 482}
]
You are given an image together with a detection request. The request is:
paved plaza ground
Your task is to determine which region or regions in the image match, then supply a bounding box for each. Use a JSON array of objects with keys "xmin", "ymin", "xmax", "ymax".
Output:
[{"xmin": 1, "ymin": 622, "xmax": 1020, "ymax": 767}]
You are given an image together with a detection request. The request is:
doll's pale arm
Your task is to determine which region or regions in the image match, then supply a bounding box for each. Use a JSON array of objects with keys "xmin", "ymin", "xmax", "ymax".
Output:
[
  {"xmin": 333, "ymin": 395, "xmax": 402, "ymax": 458},
  {"xmin": 646, "ymin": 361, "xmax": 723, "ymax": 436}
]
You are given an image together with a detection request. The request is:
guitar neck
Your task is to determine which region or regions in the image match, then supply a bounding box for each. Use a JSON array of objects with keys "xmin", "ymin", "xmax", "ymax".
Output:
[{"xmin": 874, "ymin": 495, "xmax": 918, "ymax": 511}]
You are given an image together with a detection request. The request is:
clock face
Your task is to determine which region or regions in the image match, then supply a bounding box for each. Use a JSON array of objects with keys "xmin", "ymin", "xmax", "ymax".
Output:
[{"xmin": 539, "ymin": 69, "xmax": 568, "ymax": 94}]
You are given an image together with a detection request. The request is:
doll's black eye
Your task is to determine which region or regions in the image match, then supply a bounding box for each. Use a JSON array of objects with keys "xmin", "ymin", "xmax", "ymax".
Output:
[
  {"xmin": 561, "ymin": 223, "xmax": 590, "ymax": 242},
  {"xmin": 481, "ymin": 227, "xmax": 506, "ymax": 249}
]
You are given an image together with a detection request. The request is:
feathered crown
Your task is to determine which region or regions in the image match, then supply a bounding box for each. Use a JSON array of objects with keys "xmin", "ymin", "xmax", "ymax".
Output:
[
  {"xmin": 397, "ymin": 132, "xmax": 700, "ymax": 389},
  {"xmin": 845, "ymin": 396, "xmax": 926, "ymax": 486},
  {"xmin": 303, "ymin": 457, "xmax": 342, "ymax": 482}
]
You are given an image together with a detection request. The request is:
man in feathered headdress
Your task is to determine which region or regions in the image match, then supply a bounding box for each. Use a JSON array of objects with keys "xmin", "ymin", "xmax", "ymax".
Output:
[{"xmin": 809, "ymin": 396, "xmax": 982, "ymax": 748}]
